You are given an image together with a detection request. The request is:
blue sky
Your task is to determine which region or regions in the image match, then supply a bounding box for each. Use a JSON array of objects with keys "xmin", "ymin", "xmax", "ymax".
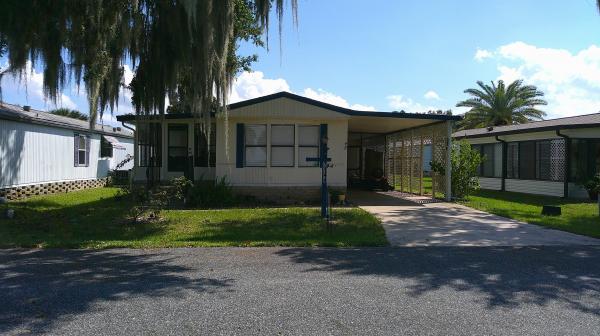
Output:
[{"xmin": 2, "ymin": 0, "xmax": 600, "ymax": 124}]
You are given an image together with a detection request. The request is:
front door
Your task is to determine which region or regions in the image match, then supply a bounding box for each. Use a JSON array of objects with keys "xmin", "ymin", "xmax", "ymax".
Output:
[{"xmin": 168, "ymin": 124, "xmax": 190, "ymax": 176}]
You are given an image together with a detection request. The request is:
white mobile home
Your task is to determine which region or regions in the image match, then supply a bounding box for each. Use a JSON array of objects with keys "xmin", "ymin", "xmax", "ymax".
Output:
[
  {"xmin": 453, "ymin": 113, "xmax": 600, "ymax": 199},
  {"xmin": 0, "ymin": 103, "xmax": 134, "ymax": 199},
  {"xmin": 117, "ymin": 92, "xmax": 459, "ymax": 203}
]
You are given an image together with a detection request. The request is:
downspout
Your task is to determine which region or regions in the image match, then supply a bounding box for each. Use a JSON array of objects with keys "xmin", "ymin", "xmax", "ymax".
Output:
[
  {"xmin": 495, "ymin": 135, "xmax": 507, "ymax": 192},
  {"xmin": 121, "ymin": 121, "xmax": 135, "ymax": 133},
  {"xmin": 556, "ymin": 129, "xmax": 570, "ymax": 198}
]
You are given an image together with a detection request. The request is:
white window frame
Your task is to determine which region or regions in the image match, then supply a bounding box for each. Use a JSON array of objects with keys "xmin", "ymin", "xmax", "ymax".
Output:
[
  {"xmin": 244, "ymin": 124, "xmax": 267, "ymax": 167},
  {"xmin": 270, "ymin": 124, "xmax": 295, "ymax": 167},
  {"xmin": 298, "ymin": 125, "xmax": 320, "ymax": 167},
  {"xmin": 75, "ymin": 133, "xmax": 89, "ymax": 167}
]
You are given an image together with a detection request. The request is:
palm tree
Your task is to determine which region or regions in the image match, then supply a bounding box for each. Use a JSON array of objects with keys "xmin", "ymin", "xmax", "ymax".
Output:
[
  {"xmin": 456, "ymin": 80, "xmax": 547, "ymax": 130},
  {"xmin": 49, "ymin": 108, "xmax": 89, "ymax": 121}
]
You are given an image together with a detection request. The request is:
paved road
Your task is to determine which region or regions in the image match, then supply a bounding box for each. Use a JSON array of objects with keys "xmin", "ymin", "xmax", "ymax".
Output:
[
  {"xmin": 2, "ymin": 247, "xmax": 600, "ymax": 335},
  {"xmin": 350, "ymin": 190, "xmax": 600, "ymax": 246}
]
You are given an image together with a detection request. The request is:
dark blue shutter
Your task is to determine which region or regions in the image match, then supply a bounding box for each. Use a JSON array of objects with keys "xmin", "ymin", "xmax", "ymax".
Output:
[
  {"xmin": 236, "ymin": 123, "xmax": 244, "ymax": 168},
  {"xmin": 74, "ymin": 134, "xmax": 79, "ymax": 166},
  {"xmin": 319, "ymin": 124, "xmax": 328, "ymax": 167}
]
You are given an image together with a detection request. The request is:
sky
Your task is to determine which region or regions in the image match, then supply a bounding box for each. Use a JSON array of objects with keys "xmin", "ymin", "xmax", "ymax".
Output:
[{"xmin": 2, "ymin": 0, "xmax": 600, "ymax": 125}]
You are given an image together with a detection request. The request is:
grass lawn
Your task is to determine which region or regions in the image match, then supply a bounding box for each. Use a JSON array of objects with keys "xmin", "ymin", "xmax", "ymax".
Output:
[
  {"xmin": 0, "ymin": 188, "xmax": 387, "ymax": 248},
  {"xmin": 460, "ymin": 189, "xmax": 600, "ymax": 238},
  {"xmin": 394, "ymin": 176, "xmax": 444, "ymax": 199}
]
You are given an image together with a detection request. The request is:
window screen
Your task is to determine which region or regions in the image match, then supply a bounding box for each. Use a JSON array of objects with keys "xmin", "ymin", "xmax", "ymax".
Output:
[
  {"xmin": 536, "ymin": 140, "xmax": 551, "ymax": 180},
  {"xmin": 168, "ymin": 124, "xmax": 188, "ymax": 172},
  {"xmin": 519, "ymin": 141, "xmax": 536, "ymax": 180},
  {"xmin": 481, "ymin": 144, "xmax": 495, "ymax": 177},
  {"xmin": 471, "ymin": 144, "xmax": 482, "ymax": 176},
  {"xmin": 298, "ymin": 125, "xmax": 319, "ymax": 167},
  {"xmin": 138, "ymin": 123, "xmax": 162, "ymax": 167},
  {"xmin": 271, "ymin": 125, "xmax": 294, "ymax": 167},
  {"xmin": 507, "ymin": 142, "xmax": 519, "ymax": 179},
  {"xmin": 100, "ymin": 136, "xmax": 113, "ymax": 158},
  {"xmin": 245, "ymin": 124, "xmax": 267, "ymax": 166}
]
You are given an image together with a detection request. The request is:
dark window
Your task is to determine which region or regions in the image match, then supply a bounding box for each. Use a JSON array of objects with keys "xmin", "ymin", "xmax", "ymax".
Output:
[
  {"xmin": 74, "ymin": 134, "xmax": 90, "ymax": 167},
  {"xmin": 481, "ymin": 144, "xmax": 496, "ymax": 177},
  {"xmin": 519, "ymin": 141, "xmax": 536, "ymax": 180},
  {"xmin": 507, "ymin": 142, "xmax": 519, "ymax": 179},
  {"xmin": 194, "ymin": 123, "xmax": 216, "ymax": 167},
  {"xmin": 137, "ymin": 123, "xmax": 162, "ymax": 167},
  {"xmin": 570, "ymin": 139, "xmax": 600, "ymax": 183},
  {"xmin": 168, "ymin": 124, "xmax": 188, "ymax": 172},
  {"xmin": 100, "ymin": 137, "xmax": 113, "ymax": 158}
]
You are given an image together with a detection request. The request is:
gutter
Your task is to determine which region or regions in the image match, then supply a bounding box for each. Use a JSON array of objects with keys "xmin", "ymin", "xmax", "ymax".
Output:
[
  {"xmin": 121, "ymin": 121, "xmax": 135, "ymax": 133},
  {"xmin": 495, "ymin": 135, "xmax": 507, "ymax": 191},
  {"xmin": 556, "ymin": 129, "xmax": 570, "ymax": 198}
]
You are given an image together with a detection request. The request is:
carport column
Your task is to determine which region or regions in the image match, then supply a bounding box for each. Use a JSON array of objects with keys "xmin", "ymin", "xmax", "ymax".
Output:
[{"xmin": 445, "ymin": 121, "xmax": 452, "ymax": 201}]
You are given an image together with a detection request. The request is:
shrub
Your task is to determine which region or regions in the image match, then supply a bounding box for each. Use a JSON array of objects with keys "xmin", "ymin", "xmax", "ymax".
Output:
[
  {"xmin": 170, "ymin": 176, "xmax": 193, "ymax": 201},
  {"xmin": 187, "ymin": 177, "xmax": 237, "ymax": 208},
  {"xmin": 431, "ymin": 140, "xmax": 483, "ymax": 200}
]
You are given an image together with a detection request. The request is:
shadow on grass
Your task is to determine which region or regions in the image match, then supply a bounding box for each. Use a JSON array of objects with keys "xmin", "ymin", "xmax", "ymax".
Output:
[
  {"xmin": 0, "ymin": 192, "xmax": 168, "ymax": 248},
  {"xmin": 276, "ymin": 246, "xmax": 600, "ymax": 315},
  {"xmin": 0, "ymin": 249, "xmax": 234, "ymax": 334}
]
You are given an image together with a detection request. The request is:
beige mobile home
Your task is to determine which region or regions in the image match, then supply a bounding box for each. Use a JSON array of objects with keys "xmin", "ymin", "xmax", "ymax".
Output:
[
  {"xmin": 453, "ymin": 113, "xmax": 600, "ymax": 199},
  {"xmin": 117, "ymin": 92, "xmax": 460, "ymax": 202}
]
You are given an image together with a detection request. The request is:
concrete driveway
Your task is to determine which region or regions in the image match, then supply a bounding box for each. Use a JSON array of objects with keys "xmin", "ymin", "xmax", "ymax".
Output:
[{"xmin": 349, "ymin": 190, "xmax": 600, "ymax": 246}]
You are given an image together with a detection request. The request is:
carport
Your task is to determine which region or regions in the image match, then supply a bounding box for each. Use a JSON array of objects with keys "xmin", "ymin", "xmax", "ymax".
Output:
[{"xmin": 345, "ymin": 111, "xmax": 459, "ymax": 201}]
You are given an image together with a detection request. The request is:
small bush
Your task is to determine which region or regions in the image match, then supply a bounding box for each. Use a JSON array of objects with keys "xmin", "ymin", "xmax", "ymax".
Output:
[
  {"xmin": 431, "ymin": 140, "xmax": 482, "ymax": 200},
  {"xmin": 170, "ymin": 176, "xmax": 193, "ymax": 201},
  {"xmin": 187, "ymin": 177, "xmax": 237, "ymax": 208}
]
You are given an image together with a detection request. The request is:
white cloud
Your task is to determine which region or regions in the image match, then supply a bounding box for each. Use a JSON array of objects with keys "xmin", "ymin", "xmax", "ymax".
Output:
[
  {"xmin": 228, "ymin": 71, "xmax": 375, "ymax": 111},
  {"xmin": 1, "ymin": 61, "xmax": 78, "ymax": 110},
  {"xmin": 474, "ymin": 48, "xmax": 493, "ymax": 62},
  {"xmin": 424, "ymin": 90, "xmax": 440, "ymax": 100},
  {"xmin": 480, "ymin": 42, "xmax": 600, "ymax": 118},
  {"xmin": 302, "ymin": 88, "xmax": 376, "ymax": 111},
  {"xmin": 386, "ymin": 94, "xmax": 439, "ymax": 112},
  {"xmin": 229, "ymin": 71, "xmax": 290, "ymax": 103}
]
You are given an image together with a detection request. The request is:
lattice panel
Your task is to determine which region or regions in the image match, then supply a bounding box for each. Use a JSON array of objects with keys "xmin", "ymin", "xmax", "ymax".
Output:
[{"xmin": 550, "ymin": 139, "xmax": 566, "ymax": 182}]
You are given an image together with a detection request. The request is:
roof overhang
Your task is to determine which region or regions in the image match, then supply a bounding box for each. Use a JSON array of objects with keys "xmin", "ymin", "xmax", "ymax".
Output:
[{"xmin": 453, "ymin": 122, "xmax": 600, "ymax": 139}]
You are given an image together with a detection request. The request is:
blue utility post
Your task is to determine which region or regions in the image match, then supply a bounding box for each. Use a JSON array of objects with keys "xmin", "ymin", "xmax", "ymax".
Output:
[{"xmin": 306, "ymin": 125, "xmax": 331, "ymax": 224}]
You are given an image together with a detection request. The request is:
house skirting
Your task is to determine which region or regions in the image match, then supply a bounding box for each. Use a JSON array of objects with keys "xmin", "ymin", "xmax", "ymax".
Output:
[
  {"xmin": 0, "ymin": 178, "xmax": 109, "ymax": 200},
  {"xmin": 232, "ymin": 186, "xmax": 346, "ymax": 204}
]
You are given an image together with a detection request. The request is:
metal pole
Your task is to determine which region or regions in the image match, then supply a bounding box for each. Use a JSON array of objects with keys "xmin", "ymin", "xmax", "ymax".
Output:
[
  {"xmin": 419, "ymin": 133, "xmax": 424, "ymax": 196},
  {"xmin": 445, "ymin": 121, "xmax": 452, "ymax": 201}
]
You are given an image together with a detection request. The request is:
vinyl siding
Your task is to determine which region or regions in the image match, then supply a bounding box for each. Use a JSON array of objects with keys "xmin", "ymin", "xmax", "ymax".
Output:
[
  {"xmin": 479, "ymin": 177, "xmax": 502, "ymax": 190},
  {"xmin": 0, "ymin": 119, "xmax": 133, "ymax": 188}
]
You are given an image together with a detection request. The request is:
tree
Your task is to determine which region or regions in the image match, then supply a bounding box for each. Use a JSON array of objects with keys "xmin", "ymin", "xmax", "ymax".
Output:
[
  {"xmin": 456, "ymin": 80, "xmax": 547, "ymax": 130},
  {"xmin": 49, "ymin": 108, "xmax": 89, "ymax": 121},
  {"xmin": 0, "ymin": 0, "xmax": 297, "ymax": 128}
]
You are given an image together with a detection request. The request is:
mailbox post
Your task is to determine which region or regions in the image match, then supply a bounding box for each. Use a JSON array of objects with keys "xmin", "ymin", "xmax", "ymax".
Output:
[{"xmin": 306, "ymin": 132, "xmax": 331, "ymax": 225}]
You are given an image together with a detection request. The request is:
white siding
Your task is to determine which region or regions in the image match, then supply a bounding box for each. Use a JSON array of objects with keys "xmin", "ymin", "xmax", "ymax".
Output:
[
  {"xmin": 479, "ymin": 177, "xmax": 502, "ymax": 190},
  {"xmin": 505, "ymin": 179, "xmax": 564, "ymax": 197},
  {"xmin": 0, "ymin": 119, "xmax": 133, "ymax": 188}
]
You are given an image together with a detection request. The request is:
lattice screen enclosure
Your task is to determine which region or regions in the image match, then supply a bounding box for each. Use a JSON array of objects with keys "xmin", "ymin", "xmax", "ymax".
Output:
[{"xmin": 385, "ymin": 122, "xmax": 449, "ymax": 198}]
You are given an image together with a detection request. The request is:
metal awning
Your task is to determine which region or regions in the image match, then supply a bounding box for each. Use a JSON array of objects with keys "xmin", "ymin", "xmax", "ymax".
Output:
[{"xmin": 102, "ymin": 135, "xmax": 126, "ymax": 149}]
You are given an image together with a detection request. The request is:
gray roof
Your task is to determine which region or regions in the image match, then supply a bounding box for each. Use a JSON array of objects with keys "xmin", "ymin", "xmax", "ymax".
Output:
[
  {"xmin": 0, "ymin": 102, "xmax": 133, "ymax": 138},
  {"xmin": 452, "ymin": 112, "xmax": 600, "ymax": 139}
]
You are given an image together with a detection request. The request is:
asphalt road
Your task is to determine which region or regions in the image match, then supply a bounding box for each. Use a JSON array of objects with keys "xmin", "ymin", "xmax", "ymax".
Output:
[{"xmin": 2, "ymin": 247, "xmax": 600, "ymax": 335}]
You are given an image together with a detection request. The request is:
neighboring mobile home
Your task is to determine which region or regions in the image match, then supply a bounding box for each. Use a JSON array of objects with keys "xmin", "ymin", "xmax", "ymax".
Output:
[
  {"xmin": 0, "ymin": 103, "xmax": 134, "ymax": 199},
  {"xmin": 453, "ymin": 113, "xmax": 600, "ymax": 199},
  {"xmin": 117, "ymin": 91, "xmax": 460, "ymax": 203}
]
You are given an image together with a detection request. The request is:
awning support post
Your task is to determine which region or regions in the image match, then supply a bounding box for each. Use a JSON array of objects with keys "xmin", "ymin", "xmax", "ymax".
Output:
[{"xmin": 445, "ymin": 121, "xmax": 452, "ymax": 201}]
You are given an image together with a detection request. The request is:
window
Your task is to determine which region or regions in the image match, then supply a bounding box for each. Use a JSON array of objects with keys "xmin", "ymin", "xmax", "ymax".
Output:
[
  {"xmin": 168, "ymin": 124, "xmax": 188, "ymax": 172},
  {"xmin": 472, "ymin": 144, "xmax": 499, "ymax": 178},
  {"xmin": 519, "ymin": 141, "xmax": 536, "ymax": 180},
  {"xmin": 138, "ymin": 123, "xmax": 162, "ymax": 167},
  {"xmin": 74, "ymin": 134, "xmax": 90, "ymax": 167},
  {"xmin": 507, "ymin": 142, "xmax": 519, "ymax": 178},
  {"xmin": 298, "ymin": 125, "xmax": 319, "ymax": 167},
  {"xmin": 271, "ymin": 125, "xmax": 295, "ymax": 167},
  {"xmin": 100, "ymin": 136, "xmax": 113, "ymax": 158},
  {"xmin": 570, "ymin": 139, "xmax": 600, "ymax": 183},
  {"xmin": 536, "ymin": 140, "xmax": 551, "ymax": 180},
  {"xmin": 195, "ymin": 123, "xmax": 216, "ymax": 167},
  {"xmin": 245, "ymin": 124, "xmax": 267, "ymax": 167}
]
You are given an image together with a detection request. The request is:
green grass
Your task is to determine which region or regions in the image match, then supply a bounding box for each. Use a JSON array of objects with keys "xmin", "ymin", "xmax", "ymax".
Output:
[
  {"xmin": 393, "ymin": 176, "xmax": 444, "ymax": 198},
  {"xmin": 460, "ymin": 189, "xmax": 600, "ymax": 238},
  {"xmin": 0, "ymin": 188, "xmax": 387, "ymax": 248}
]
